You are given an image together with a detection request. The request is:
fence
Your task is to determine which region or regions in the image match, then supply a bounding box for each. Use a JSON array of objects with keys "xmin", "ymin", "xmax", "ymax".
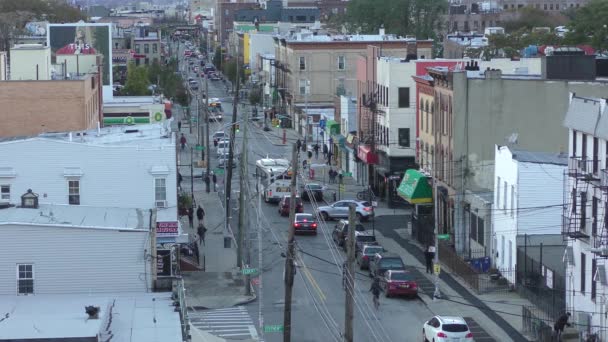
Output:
[
  {"xmin": 438, "ymin": 241, "xmax": 480, "ymax": 292},
  {"xmin": 173, "ymin": 278, "xmax": 190, "ymax": 341},
  {"xmin": 522, "ymin": 305, "xmax": 554, "ymax": 342}
]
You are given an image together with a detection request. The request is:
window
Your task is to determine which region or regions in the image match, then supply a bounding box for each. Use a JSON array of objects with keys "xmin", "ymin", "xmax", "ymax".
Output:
[
  {"xmin": 581, "ymin": 191, "xmax": 587, "ymax": 232},
  {"xmin": 511, "ymin": 185, "xmax": 515, "ymax": 216},
  {"xmin": 299, "ymin": 79, "xmax": 309, "ymax": 95},
  {"xmin": 68, "ymin": 180, "xmax": 80, "ymax": 205},
  {"xmin": 152, "ymin": 44, "xmax": 158, "ymax": 53},
  {"xmin": 144, "ymin": 44, "xmax": 149, "ymax": 53},
  {"xmin": 503, "ymin": 181, "xmax": 507, "ymax": 210},
  {"xmin": 398, "ymin": 128, "xmax": 410, "ymax": 147},
  {"xmin": 592, "ymin": 258, "xmax": 597, "ymax": 301},
  {"xmin": 1, "ymin": 185, "xmax": 9, "ymax": 201},
  {"xmin": 470, "ymin": 212, "xmax": 478, "ymax": 242},
  {"xmin": 592, "ymin": 196, "xmax": 598, "ymax": 236},
  {"xmin": 155, "ymin": 178, "xmax": 167, "ymax": 202},
  {"xmin": 17, "ymin": 264, "xmax": 33, "ymax": 295},
  {"xmin": 581, "ymin": 253, "xmax": 586, "ymax": 293},
  {"xmin": 337, "ymin": 55, "xmax": 345, "ymax": 70},
  {"xmin": 582, "ymin": 133, "xmax": 587, "ymax": 158},
  {"xmin": 477, "ymin": 217, "xmax": 485, "ymax": 246},
  {"xmin": 593, "ymin": 137, "xmax": 599, "ymax": 173},
  {"xmin": 135, "ymin": 44, "xmax": 140, "ymax": 53},
  {"xmin": 398, "ymin": 87, "xmax": 410, "ymax": 108},
  {"xmin": 496, "ymin": 176, "xmax": 501, "ymax": 208},
  {"xmin": 299, "ymin": 56, "xmax": 306, "ymax": 70},
  {"xmin": 544, "ymin": 3, "xmax": 547, "ymax": 10},
  {"xmin": 549, "ymin": 4, "xmax": 553, "ymax": 10}
]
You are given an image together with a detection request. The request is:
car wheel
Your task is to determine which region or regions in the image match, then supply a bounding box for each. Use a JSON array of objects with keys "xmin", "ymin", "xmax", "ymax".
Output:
[
  {"xmin": 422, "ymin": 330, "xmax": 427, "ymax": 342},
  {"xmin": 320, "ymin": 212, "xmax": 329, "ymax": 221},
  {"xmin": 356, "ymin": 213, "xmax": 363, "ymax": 221},
  {"xmin": 385, "ymin": 291, "xmax": 390, "ymax": 298}
]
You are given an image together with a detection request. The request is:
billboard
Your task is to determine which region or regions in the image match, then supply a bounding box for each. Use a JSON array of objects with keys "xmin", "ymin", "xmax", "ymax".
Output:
[{"xmin": 47, "ymin": 23, "xmax": 112, "ymax": 86}]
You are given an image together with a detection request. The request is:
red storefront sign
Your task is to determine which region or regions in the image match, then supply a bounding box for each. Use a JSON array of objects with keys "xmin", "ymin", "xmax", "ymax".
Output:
[
  {"xmin": 156, "ymin": 221, "xmax": 179, "ymax": 237},
  {"xmin": 358, "ymin": 145, "xmax": 378, "ymax": 164}
]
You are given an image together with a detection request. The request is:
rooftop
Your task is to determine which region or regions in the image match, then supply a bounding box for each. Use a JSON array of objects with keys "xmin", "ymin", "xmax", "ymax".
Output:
[
  {"xmin": 563, "ymin": 95, "xmax": 608, "ymax": 140},
  {"xmin": 10, "ymin": 43, "xmax": 48, "ymax": 50},
  {"xmin": 0, "ymin": 204, "xmax": 151, "ymax": 230},
  {"xmin": 0, "ymin": 122, "xmax": 174, "ymax": 148},
  {"xmin": 0, "ymin": 293, "xmax": 181, "ymax": 342},
  {"xmin": 510, "ymin": 148, "xmax": 568, "ymax": 166},
  {"xmin": 283, "ymin": 32, "xmax": 421, "ymax": 43}
]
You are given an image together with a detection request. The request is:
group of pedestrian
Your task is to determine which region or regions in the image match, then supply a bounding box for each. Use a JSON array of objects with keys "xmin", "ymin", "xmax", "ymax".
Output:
[{"xmin": 328, "ymin": 169, "xmax": 340, "ymax": 183}]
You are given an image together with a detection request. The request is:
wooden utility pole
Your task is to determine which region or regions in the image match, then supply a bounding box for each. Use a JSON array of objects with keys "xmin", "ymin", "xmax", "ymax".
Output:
[
  {"xmin": 344, "ymin": 203, "xmax": 356, "ymax": 342},
  {"xmin": 283, "ymin": 144, "xmax": 299, "ymax": 342},
  {"xmin": 224, "ymin": 42, "xmax": 240, "ymax": 249},
  {"xmin": 237, "ymin": 115, "xmax": 249, "ymax": 270}
]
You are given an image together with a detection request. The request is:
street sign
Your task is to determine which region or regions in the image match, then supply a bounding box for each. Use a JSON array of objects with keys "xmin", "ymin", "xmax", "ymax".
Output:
[
  {"xmin": 437, "ymin": 234, "xmax": 450, "ymax": 240},
  {"xmin": 371, "ymin": 201, "xmax": 378, "ymax": 207},
  {"xmin": 213, "ymin": 168, "xmax": 225, "ymax": 175},
  {"xmin": 242, "ymin": 268, "xmax": 258, "ymax": 275},
  {"xmin": 434, "ymin": 263, "xmax": 441, "ymax": 275},
  {"xmin": 264, "ymin": 325, "xmax": 284, "ymax": 333},
  {"xmin": 195, "ymin": 145, "xmax": 205, "ymax": 151},
  {"xmin": 343, "ymin": 172, "xmax": 352, "ymax": 177}
]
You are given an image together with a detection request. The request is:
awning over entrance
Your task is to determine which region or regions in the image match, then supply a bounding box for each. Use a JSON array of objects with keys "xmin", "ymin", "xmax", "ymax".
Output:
[
  {"xmin": 357, "ymin": 145, "xmax": 378, "ymax": 164},
  {"xmin": 397, "ymin": 169, "xmax": 433, "ymax": 204},
  {"xmin": 326, "ymin": 120, "xmax": 340, "ymax": 135}
]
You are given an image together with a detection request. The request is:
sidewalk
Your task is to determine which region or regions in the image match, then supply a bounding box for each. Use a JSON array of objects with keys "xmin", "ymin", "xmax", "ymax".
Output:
[{"xmin": 173, "ymin": 104, "xmax": 256, "ymax": 310}]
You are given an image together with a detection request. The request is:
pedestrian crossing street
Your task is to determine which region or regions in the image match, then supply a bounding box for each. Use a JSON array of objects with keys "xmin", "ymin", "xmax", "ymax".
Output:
[{"xmin": 190, "ymin": 306, "xmax": 259, "ymax": 340}]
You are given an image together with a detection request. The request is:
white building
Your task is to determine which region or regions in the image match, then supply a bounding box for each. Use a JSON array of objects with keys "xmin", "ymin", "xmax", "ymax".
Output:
[
  {"xmin": 562, "ymin": 94, "xmax": 608, "ymax": 339},
  {"xmin": 0, "ymin": 51, "xmax": 7, "ymax": 80},
  {"xmin": 0, "ymin": 123, "xmax": 184, "ymax": 244},
  {"xmin": 9, "ymin": 44, "xmax": 51, "ymax": 80},
  {"xmin": 339, "ymin": 96, "xmax": 357, "ymax": 180},
  {"xmin": 492, "ymin": 145, "xmax": 567, "ymax": 283},
  {"xmin": 0, "ymin": 204, "xmax": 153, "ymax": 295},
  {"xmin": 249, "ymin": 32, "xmax": 276, "ymax": 71}
]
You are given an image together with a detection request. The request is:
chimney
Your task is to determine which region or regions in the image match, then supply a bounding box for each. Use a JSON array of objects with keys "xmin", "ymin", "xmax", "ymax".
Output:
[
  {"xmin": 484, "ymin": 68, "xmax": 502, "ymax": 79},
  {"xmin": 379, "ymin": 24, "xmax": 385, "ymax": 37}
]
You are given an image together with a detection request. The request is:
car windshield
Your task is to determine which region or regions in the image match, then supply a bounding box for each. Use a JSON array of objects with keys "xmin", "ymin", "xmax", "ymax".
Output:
[
  {"xmin": 296, "ymin": 214, "xmax": 314, "ymax": 221},
  {"xmin": 307, "ymin": 184, "xmax": 322, "ymax": 190},
  {"xmin": 354, "ymin": 224, "xmax": 365, "ymax": 231},
  {"xmin": 356, "ymin": 236, "xmax": 376, "ymax": 243},
  {"xmin": 390, "ymin": 272, "xmax": 411, "ymax": 281},
  {"xmin": 379, "ymin": 258, "xmax": 404, "ymax": 268},
  {"xmin": 360, "ymin": 201, "xmax": 372, "ymax": 207},
  {"xmin": 442, "ymin": 324, "xmax": 469, "ymax": 332},
  {"xmin": 364, "ymin": 247, "xmax": 383, "ymax": 255}
]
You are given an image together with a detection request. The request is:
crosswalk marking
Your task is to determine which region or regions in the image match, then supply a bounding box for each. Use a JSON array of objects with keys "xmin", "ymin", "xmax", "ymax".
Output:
[{"xmin": 189, "ymin": 306, "xmax": 259, "ymax": 340}]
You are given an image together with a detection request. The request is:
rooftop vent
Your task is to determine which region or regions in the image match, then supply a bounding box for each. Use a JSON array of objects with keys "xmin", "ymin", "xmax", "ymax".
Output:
[{"xmin": 85, "ymin": 306, "xmax": 100, "ymax": 319}]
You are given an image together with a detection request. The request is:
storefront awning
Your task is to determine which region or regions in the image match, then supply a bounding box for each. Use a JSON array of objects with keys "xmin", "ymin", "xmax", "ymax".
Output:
[
  {"xmin": 357, "ymin": 145, "xmax": 378, "ymax": 164},
  {"xmin": 397, "ymin": 169, "xmax": 433, "ymax": 204}
]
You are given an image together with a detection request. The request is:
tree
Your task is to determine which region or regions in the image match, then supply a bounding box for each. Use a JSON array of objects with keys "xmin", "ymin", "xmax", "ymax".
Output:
[
  {"xmin": 502, "ymin": 7, "xmax": 567, "ymax": 33},
  {"xmin": 213, "ymin": 48, "xmax": 223, "ymax": 70},
  {"xmin": 339, "ymin": 0, "xmax": 447, "ymax": 39},
  {"xmin": 564, "ymin": 0, "xmax": 608, "ymax": 52},
  {"xmin": 175, "ymin": 82, "xmax": 189, "ymax": 107},
  {"xmin": 122, "ymin": 62, "xmax": 151, "ymax": 96}
]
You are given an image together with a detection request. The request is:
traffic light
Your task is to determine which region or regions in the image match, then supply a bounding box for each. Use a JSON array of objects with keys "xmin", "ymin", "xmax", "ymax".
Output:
[{"xmin": 235, "ymin": 124, "xmax": 240, "ymax": 132}]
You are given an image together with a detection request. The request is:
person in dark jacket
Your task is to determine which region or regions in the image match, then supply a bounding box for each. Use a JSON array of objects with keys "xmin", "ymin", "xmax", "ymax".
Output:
[
  {"xmin": 196, "ymin": 205, "xmax": 205, "ymax": 224},
  {"xmin": 424, "ymin": 244, "xmax": 435, "ymax": 274},
  {"xmin": 177, "ymin": 172, "xmax": 183, "ymax": 189},
  {"xmin": 177, "ymin": 120, "xmax": 182, "ymax": 131},
  {"xmin": 296, "ymin": 139, "xmax": 302, "ymax": 151},
  {"xmin": 313, "ymin": 144, "xmax": 320, "ymax": 159},
  {"xmin": 197, "ymin": 224, "xmax": 207, "ymax": 245},
  {"xmin": 204, "ymin": 174, "xmax": 211, "ymax": 193},
  {"xmin": 186, "ymin": 207, "xmax": 194, "ymax": 228},
  {"xmin": 554, "ymin": 312, "xmax": 571, "ymax": 340},
  {"xmin": 212, "ymin": 173, "xmax": 217, "ymax": 192},
  {"xmin": 323, "ymin": 144, "xmax": 328, "ymax": 158}
]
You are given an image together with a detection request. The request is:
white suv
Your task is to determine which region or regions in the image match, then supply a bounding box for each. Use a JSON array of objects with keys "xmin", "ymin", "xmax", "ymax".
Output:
[
  {"xmin": 422, "ymin": 316, "xmax": 473, "ymax": 341},
  {"xmin": 316, "ymin": 200, "xmax": 374, "ymax": 222}
]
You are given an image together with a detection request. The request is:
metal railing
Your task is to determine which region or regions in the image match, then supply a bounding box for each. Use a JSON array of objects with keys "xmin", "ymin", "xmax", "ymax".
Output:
[{"xmin": 438, "ymin": 241, "xmax": 480, "ymax": 292}]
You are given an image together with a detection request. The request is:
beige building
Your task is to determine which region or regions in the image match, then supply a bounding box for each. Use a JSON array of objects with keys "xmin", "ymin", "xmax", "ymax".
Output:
[
  {"xmin": 273, "ymin": 30, "xmax": 432, "ymax": 133},
  {"xmin": 0, "ymin": 51, "xmax": 7, "ymax": 80},
  {"xmin": 0, "ymin": 74, "xmax": 101, "ymax": 137},
  {"xmin": 9, "ymin": 44, "xmax": 51, "ymax": 81}
]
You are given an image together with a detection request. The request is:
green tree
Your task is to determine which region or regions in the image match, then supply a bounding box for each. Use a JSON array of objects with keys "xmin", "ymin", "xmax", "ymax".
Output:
[
  {"xmin": 339, "ymin": 0, "xmax": 447, "ymax": 39},
  {"xmin": 564, "ymin": 0, "xmax": 608, "ymax": 52},
  {"xmin": 503, "ymin": 7, "xmax": 566, "ymax": 33},
  {"xmin": 213, "ymin": 48, "xmax": 223, "ymax": 70},
  {"xmin": 123, "ymin": 62, "xmax": 151, "ymax": 96},
  {"xmin": 175, "ymin": 82, "xmax": 189, "ymax": 107}
]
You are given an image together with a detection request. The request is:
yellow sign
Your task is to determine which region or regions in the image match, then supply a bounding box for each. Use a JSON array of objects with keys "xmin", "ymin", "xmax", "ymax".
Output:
[
  {"xmin": 434, "ymin": 263, "xmax": 441, "ymax": 275},
  {"xmin": 339, "ymin": 184, "xmax": 345, "ymax": 192}
]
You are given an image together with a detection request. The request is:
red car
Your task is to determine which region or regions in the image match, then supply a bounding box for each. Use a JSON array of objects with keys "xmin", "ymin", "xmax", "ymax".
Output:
[
  {"xmin": 278, "ymin": 195, "xmax": 303, "ymax": 216},
  {"xmin": 380, "ymin": 270, "xmax": 418, "ymax": 298}
]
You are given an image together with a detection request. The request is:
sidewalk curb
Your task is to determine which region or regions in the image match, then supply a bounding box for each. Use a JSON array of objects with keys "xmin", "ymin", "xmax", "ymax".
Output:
[{"xmin": 188, "ymin": 293, "xmax": 257, "ymax": 311}]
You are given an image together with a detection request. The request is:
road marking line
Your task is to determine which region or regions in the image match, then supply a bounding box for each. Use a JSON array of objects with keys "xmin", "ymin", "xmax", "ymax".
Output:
[{"xmin": 301, "ymin": 261, "xmax": 326, "ymax": 302}]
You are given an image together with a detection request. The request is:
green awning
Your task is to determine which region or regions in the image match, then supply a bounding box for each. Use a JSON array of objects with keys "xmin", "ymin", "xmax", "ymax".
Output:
[{"xmin": 397, "ymin": 169, "xmax": 433, "ymax": 204}]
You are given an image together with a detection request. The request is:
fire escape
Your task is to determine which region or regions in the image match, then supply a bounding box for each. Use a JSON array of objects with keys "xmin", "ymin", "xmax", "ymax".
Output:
[
  {"xmin": 594, "ymin": 168, "xmax": 608, "ymax": 255},
  {"xmin": 563, "ymin": 157, "xmax": 598, "ymax": 240}
]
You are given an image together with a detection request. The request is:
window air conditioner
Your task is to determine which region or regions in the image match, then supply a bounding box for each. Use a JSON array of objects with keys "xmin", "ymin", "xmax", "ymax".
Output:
[{"xmin": 155, "ymin": 200, "xmax": 168, "ymax": 208}]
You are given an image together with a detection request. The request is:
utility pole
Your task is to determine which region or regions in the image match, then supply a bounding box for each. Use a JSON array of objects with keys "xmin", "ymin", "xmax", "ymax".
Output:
[
  {"xmin": 237, "ymin": 116, "xmax": 249, "ymax": 269},
  {"xmin": 204, "ymin": 74, "xmax": 211, "ymax": 193},
  {"xmin": 224, "ymin": 42, "xmax": 240, "ymax": 249},
  {"xmin": 242, "ymin": 121, "xmax": 251, "ymax": 295},
  {"xmin": 257, "ymin": 168, "xmax": 265, "ymax": 341},
  {"xmin": 433, "ymin": 178, "xmax": 441, "ymax": 299},
  {"xmin": 344, "ymin": 203, "xmax": 356, "ymax": 342},
  {"xmin": 283, "ymin": 144, "xmax": 299, "ymax": 342}
]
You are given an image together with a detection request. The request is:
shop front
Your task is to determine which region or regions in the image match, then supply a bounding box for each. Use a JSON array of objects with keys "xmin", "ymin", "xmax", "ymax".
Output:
[{"xmin": 397, "ymin": 169, "xmax": 434, "ymax": 245}]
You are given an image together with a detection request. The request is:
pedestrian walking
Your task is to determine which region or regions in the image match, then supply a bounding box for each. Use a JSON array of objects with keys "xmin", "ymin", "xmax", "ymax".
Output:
[
  {"xmin": 313, "ymin": 144, "xmax": 320, "ymax": 159},
  {"xmin": 307, "ymin": 150, "xmax": 313, "ymax": 160},
  {"xmin": 554, "ymin": 312, "xmax": 571, "ymax": 341},
  {"xmin": 212, "ymin": 172, "xmax": 217, "ymax": 192},
  {"xmin": 177, "ymin": 120, "xmax": 182, "ymax": 131},
  {"xmin": 214, "ymin": 139, "xmax": 218, "ymax": 147},
  {"xmin": 197, "ymin": 224, "xmax": 207, "ymax": 245},
  {"xmin": 180, "ymin": 134, "xmax": 187, "ymax": 151},
  {"xmin": 186, "ymin": 207, "xmax": 194, "ymax": 229},
  {"xmin": 425, "ymin": 244, "xmax": 435, "ymax": 274},
  {"xmin": 196, "ymin": 205, "xmax": 205, "ymax": 224},
  {"xmin": 204, "ymin": 174, "xmax": 211, "ymax": 193},
  {"xmin": 302, "ymin": 159, "xmax": 308, "ymax": 170},
  {"xmin": 323, "ymin": 144, "xmax": 328, "ymax": 158},
  {"xmin": 338, "ymin": 171, "xmax": 344, "ymax": 184},
  {"xmin": 327, "ymin": 151, "xmax": 333, "ymax": 165},
  {"xmin": 177, "ymin": 172, "xmax": 183, "ymax": 190},
  {"xmin": 296, "ymin": 139, "xmax": 302, "ymax": 151}
]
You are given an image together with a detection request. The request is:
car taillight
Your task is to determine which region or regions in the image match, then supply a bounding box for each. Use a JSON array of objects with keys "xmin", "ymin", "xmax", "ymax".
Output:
[
  {"xmin": 465, "ymin": 332, "xmax": 473, "ymax": 338},
  {"xmin": 311, "ymin": 223, "xmax": 317, "ymax": 228},
  {"xmin": 362, "ymin": 255, "xmax": 369, "ymax": 260},
  {"xmin": 294, "ymin": 223, "xmax": 301, "ymax": 227},
  {"xmin": 268, "ymin": 190, "xmax": 272, "ymax": 197},
  {"xmin": 437, "ymin": 332, "xmax": 448, "ymax": 338},
  {"xmin": 363, "ymin": 207, "xmax": 372, "ymax": 212}
]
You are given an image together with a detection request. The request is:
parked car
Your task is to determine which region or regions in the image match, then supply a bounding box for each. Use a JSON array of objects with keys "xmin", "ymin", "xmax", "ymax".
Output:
[
  {"xmin": 422, "ymin": 316, "xmax": 474, "ymax": 342},
  {"xmin": 316, "ymin": 200, "xmax": 374, "ymax": 221},
  {"xmin": 218, "ymin": 153, "xmax": 236, "ymax": 168},
  {"xmin": 216, "ymin": 139, "xmax": 230, "ymax": 157},
  {"xmin": 278, "ymin": 195, "xmax": 304, "ymax": 216},
  {"xmin": 352, "ymin": 231, "xmax": 378, "ymax": 253},
  {"xmin": 369, "ymin": 252, "xmax": 405, "ymax": 278},
  {"xmin": 212, "ymin": 131, "xmax": 226, "ymax": 143},
  {"xmin": 300, "ymin": 183, "xmax": 324, "ymax": 201},
  {"xmin": 331, "ymin": 220, "xmax": 365, "ymax": 247},
  {"xmin": 356, "ymin": 244, "xmax": 385, "ymax": 270},
  {"xmin": 210, "ymin": 73, "xmax": 221, "ymax": 81},
  {"xmin": 380, "ymin": 270, "xmax": 418, "ymax": 298},
  {"xmin": 293, "ymin": 213, "xmax": 318, "ymax": 235}
]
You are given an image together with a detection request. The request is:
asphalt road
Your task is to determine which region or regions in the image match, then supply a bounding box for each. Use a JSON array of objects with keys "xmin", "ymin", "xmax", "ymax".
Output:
[{"xmin": 176, "ymin": 41, "xmax": 436, "ymax": 342}]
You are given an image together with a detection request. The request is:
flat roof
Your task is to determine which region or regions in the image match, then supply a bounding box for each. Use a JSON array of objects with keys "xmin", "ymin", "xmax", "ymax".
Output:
[
  {"xmin": 0, "ymin": 293, "xmax": 182, "ymax": 342},
  {"xmin": 0, "ymin": 122, "xmax": 175, "ymax": 148},
  {"xmin": 0, "ymin": 204, "xmax": 151, "ymax": 230},
  {"xmin": 511, "ymin": 148, "xmax": 568, "ymax": 165}
]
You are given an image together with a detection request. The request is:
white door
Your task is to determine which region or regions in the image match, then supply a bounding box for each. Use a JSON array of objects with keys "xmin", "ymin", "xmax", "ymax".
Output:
[
  {"xmin": 501, "ymin": 236, "xmax": 505, "ymax": 269},
  {"xmin": 508, "ymin": 240, "xmax": 513, "ymax": 270}
]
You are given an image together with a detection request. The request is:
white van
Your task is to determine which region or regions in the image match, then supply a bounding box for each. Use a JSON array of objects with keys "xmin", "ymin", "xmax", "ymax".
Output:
[
  {"xmin": 263, "ymin": 179, "xmax": 294, "ymax": 203},
  {"xmin": 216, "ymin": 140, "xmax": 230, "ymax": 157}
]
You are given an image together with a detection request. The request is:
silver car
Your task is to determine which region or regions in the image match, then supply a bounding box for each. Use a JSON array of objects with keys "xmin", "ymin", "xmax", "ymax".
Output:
[{"xmin": 316, "ymin": 200, "xmax": 374, "ymax": 221}]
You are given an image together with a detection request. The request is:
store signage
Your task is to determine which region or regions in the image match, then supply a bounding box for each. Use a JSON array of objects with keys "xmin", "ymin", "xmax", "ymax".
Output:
[{"xmin": 156, "ymin": 221, "xmax": 178, "ymax": 237}]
